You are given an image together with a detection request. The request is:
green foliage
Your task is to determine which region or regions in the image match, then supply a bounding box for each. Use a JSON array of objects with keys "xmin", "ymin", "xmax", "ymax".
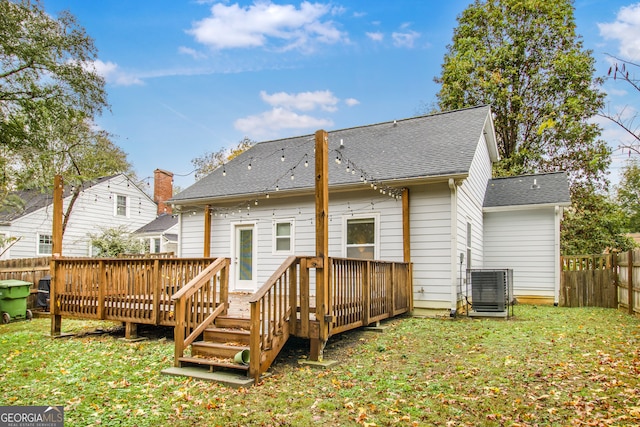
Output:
[
  {"xmin": 435, "ymin": 0, "xmax": 626, "ymax": 254},
  {"xmin": 191, "ymin": 137, "xmax": 255, "ymax": 181},
  {"xmin": 0, "ymin": 0, "xmax": 107, "ymax": 152},
  {"xmin": 435, "ymin": 0, "xmax": 609, "ymax": 191},
  {"xmin": 616, "ymin": 160, "xmax": 640, "ymax": 232},
  {"xmin": 88, "ymin": 225, "xmax": 144, "ymax": 257},
  {"xmin": 561, "ymin": 188, "xmax": 635, "ymax": 254}
]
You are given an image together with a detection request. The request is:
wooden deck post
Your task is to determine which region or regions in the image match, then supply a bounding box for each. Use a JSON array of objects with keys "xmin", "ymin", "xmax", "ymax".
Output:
[
  {"xmin": 50, "ymin": 175, "xmax": 63, "ymax": 336},
  {"xmin": 311, "ymin": 129, "xmax": 329, "ymax": 361},
  {"xmin": 402, "ymin": 188, "xmax": 411, "ymax": 263},
  {"xmin": 203, "ymin": 205, "xmax": 212, "ymax": 257}
]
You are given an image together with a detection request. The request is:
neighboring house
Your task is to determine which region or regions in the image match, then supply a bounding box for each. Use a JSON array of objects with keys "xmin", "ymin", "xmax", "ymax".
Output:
[
  {"xmin": 170, "ymin": 106, "xmax": 571, "ymax": 313},
  {"xmin": 134, "ymin": 213, "xmax": 178, "ymax": 254},
  {"xmin": 0, "ymin": 174, "xmax": 157, "ymax": 259}
]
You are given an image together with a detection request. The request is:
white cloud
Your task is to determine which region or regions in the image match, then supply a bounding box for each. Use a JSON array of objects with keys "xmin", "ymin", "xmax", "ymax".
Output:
[
  {"xmin": 366, "ymin": 31, "xmax": 384, "ymax": 42},
  {"xmin": 260, "ymin": 90, "xmax": 339, "ymax": 112},
  {"xmin": 598, "ymin": 3, "xmax": 640, "ymax": 61},
  {"xmin": 392, "ymin": 30, "xmax": 420, "ymax": 48},
  {"xmin": 178, "ymin": 46, "xmax": 207, "ymax": 60},
  {"xmin": 187, "ymin": 1, "xmax": 347, "ymax": 52},
  {"xmin": 91, "ymin": 60, "xmax": 143, "ymax": 86},
  {"xmin": 234, "ymin": 107, "xmax": 333, "ymax": 136},
  {"xmin": 344, "ymin": 98, "xmax": 360, "ymax": 107}
]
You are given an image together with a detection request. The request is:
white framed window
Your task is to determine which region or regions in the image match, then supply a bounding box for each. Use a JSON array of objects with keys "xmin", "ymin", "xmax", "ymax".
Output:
[
  {"xmin": 152, "ymin": 237, "xmax": 161, "ymax": 253},
  {"xmin": 115, "ymin": 194, "xmax": 128, "ymax": 217},
  {"xmin": 273, "ymin": 219, "xmax": 294, "ymax": 254},
  {"xmin": 37, "ymin": 233, "xmax": 53, "ymax": 255},
  {"xmin": 344, "ymin": 215, "xmax": 379, "ymax": 260}
]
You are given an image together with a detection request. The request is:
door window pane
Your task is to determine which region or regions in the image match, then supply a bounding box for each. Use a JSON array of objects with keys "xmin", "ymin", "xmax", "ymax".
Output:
[{"xmin": 239, "ymin": 229, "xmax": 253, "ymax": 280}]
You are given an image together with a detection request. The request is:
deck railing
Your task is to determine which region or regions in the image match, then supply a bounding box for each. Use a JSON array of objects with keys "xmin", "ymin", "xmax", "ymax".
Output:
[
  {"xmin": 172, "ymin": 257, "xmax": 229, "ymax": 366},
  {"xmin": 329, "ymin": 258, "xmax": 412, "ymax": 334},
  {"xmin": 50, "ymin": 257, "xmax": 219, "ymax": 330},
  {"xmin": 247, "ymin": 256, "xmax": 412, "ymax": 382},
  {"xmin": 248, "ymin": 256, "xmax": 301, "ymax": 381}
]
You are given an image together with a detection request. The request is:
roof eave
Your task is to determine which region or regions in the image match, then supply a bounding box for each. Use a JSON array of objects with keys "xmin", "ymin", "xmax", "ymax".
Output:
[
  {"xmin": 483, "ymin": 202, "xmax": 571, "ymax": 213},
  {"xmin": 171, "ymin": 172, "xmax": 470, "ymax": 208}
]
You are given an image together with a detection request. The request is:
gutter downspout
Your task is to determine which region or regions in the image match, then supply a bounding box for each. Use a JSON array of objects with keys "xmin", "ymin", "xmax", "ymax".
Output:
[
  {"xmin": 554, "ymin": 205, "xmax": 562, "ymax": 306},
  {"xmin": 449, "ymin": 178, "xmax": 458, "ymax": 315}
]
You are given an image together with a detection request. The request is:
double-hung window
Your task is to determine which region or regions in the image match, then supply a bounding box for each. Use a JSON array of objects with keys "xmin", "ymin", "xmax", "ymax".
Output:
[
  {"xmin": 273, "ymin": 220, "xmax": 294, "ymax": 254},
  {"xmin": 115, "ymin": 195, "xmax": 128, "ymax": 217},
  {"xmin": 38, "ymin": 233, "xmax": 53, "ymax": 255},
  {"xmin": 345, "ymin": 217, "xmax": 376, "ymax": 260}
]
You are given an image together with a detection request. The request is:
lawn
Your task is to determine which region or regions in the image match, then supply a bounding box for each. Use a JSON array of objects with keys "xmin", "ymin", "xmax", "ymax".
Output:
[{"xmin": 1, "ymin": 305, "xmax": 639, "ymax": 426}]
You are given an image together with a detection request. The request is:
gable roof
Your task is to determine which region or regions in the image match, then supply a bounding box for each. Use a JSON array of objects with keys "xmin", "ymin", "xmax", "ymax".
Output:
[
  {"xmin": 483, "ymin": 172, "xmax": 571, "ymax": 210},
  {"xmin": 172, "ymin": 106, "xmax": 497, "ymax": 205},
  {"xmin": 134, "ymin": 213, "xmax": 178, "ymax": 234},
  {"xmin": 0, "ymin": 174, "xmax": 148, "ymax": 224}
]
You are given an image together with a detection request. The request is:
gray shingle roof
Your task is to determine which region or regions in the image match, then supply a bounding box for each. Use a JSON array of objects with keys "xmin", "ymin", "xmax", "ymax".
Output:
[
  {"xmin": 483, "ymin": 172, "xmax": 571, "ymax": 208},
  {"xmin": 172, "ymin": 106, "xmax": 495, "ymax": 204},
  {"xmin": 0, "ymin": 175, "xmax": 117, "ymax": 224},
  {"xmin": 134, "ymin": 213, "xmax": 178, "ymax": 234}
]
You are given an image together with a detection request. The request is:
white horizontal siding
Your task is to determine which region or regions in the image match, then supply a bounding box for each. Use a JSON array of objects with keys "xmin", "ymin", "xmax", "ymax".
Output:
[
  {"xmin": 483, "ymin": 208, "xmax": 557, "ymax": 297},
  {"xmin": 3, "ymin": 176, "xmax": 156, "ymax": 258},
  {"xmin": 179, "ymin": 190, "xmax": 404, "ymax": 292},
  {"xmin": 409, "ymin": 183, "xmax": 452, "ymax": 307}
]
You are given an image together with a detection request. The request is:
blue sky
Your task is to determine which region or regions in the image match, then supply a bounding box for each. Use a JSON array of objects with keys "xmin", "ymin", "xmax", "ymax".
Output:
[{"xmin": 42, "ymin": 0, "xmax": 640, "ymax": 190}]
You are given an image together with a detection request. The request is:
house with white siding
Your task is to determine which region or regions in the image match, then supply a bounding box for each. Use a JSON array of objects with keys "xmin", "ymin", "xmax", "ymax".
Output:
[
  {"xmin": 170, "ymin": 106, "xmax": 570, "ymax": 313},
  {"xmin": 0, "ymin": 174, "xmax": 158, "ymax": 259}
]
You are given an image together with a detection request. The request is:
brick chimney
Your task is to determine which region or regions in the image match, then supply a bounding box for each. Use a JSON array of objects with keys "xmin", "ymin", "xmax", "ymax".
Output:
[{"xmin": 154, "ymin": 169, "xmax": 173, "ymax": 215}]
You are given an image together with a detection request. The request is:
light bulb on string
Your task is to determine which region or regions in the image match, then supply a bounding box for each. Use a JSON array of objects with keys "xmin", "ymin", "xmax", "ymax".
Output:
[{"xmin": 281, "ymin": 149, "xmax": 285, "ymax": 162}]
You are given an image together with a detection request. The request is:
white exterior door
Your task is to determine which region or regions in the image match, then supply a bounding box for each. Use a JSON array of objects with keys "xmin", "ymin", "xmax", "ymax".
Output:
[{"xmin": 233, "ymin": 224, "xmax": 257, "ymax": 292}]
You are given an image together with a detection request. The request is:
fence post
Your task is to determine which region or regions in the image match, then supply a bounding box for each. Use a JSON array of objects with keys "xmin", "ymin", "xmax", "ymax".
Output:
[{"xmin": 363, "ymin": 261, "xmax": 370, "ymax": 326}]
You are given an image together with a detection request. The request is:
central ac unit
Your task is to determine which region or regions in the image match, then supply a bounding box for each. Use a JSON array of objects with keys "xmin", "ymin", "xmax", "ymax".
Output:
[{"xmin": 468, "ymin": 269, "xmax": 513, "ymax": 314}]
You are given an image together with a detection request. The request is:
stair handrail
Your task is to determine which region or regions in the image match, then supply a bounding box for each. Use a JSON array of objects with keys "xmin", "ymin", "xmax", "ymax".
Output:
[
  {"xmin": 248, "ymin": 255, "xmax": 300, "ymax": 383},
  {"xmin": 172, "ymin": 257, "xmax": 229, "ymax": 366}
]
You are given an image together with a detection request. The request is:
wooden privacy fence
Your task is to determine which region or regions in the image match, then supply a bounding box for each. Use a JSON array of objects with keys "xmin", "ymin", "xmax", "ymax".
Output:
[
  {"xmin": 560, "ymin": 250, "xmax": 640, "ymax": 315},
  {"xmin": 560, "ymin": 254, "xmax": 617, "ymax": 308},
  {"xmin": 617, "ymin": 250, "xmax": 640, "ymax": 316},
  {"xmin": 0, "ymin": 257, "xmax": 51, "ymax": 308}
]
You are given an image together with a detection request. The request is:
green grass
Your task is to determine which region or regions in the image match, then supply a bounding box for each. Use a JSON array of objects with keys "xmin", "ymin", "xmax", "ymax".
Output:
[{"xmin": 1, "ymin": 306, "xmax": 639, "ymax": 426}]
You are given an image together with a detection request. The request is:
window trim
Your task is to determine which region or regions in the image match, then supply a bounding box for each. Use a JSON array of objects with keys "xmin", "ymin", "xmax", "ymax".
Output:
[
  {"xmin": 37, "ymin": 233, "xmax": 53, "ymax": 256},
  {"xmin": 272, "ymin": 218, "xmax": 295, "ymax": 255},
  {"xmin": 342, "ymin": 213, "xmax": 380, "ymax": 260},
  {"xmin": 114, "ymin": 194, "xmax": 129, "ymax": 217}
]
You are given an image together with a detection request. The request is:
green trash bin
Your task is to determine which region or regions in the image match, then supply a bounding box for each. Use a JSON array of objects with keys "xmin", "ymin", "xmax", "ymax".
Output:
[{"xmin": 0, "ymin": 279, "xmax": 33, "ymax": 324}]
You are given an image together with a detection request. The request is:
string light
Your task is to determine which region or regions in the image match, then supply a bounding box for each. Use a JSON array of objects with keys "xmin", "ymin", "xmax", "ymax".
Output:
[{"xmin": 281, "ymin": 149, "xmax": 285, "ymax": 162}]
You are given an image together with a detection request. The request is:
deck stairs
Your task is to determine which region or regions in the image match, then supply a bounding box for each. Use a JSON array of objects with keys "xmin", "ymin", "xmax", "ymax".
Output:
[{"xmin": 177, "ymin": 315, "xmax": 254, "ymax": 376}]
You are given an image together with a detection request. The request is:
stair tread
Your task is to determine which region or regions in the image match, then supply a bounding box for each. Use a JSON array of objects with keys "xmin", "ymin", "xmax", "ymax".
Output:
[
  {"xmin": 192, "ymin": 341, "xmax": 249, "ymax": 349},
  {"xmin": 205, "ymin": 327, "xmax": 250, "ymax": 334},
  {"xmin": 179, "ymin": 356, "xmax": 249, "ymax": 371}
]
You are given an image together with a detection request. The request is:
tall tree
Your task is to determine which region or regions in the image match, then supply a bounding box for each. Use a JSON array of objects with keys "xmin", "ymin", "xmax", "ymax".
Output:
[
  {"xmin": 616, "ymin": 160, "xmax": 640, "ymax": 233},
  {"xmin": 191, "ymin": 137, "xmax": 255, "ymax": 181},
  {"xmin": 11, "ymin": 110, "xmax": 133, "ymax": 235},
  {"xmin": 0, "ymin": 0, "xmax": 107, "ymax": 153},
  {"xmin": 435, "ymin": 0, "xmax": 610, "ymax": 191}
]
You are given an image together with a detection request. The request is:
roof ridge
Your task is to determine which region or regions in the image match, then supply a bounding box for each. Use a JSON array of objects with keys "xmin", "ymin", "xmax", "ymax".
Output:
[
  {"xmin": 490, "ymin": 171, "xmax": 566, "ymax": 181},
  {"xmin": 254, "ymin": 104, "xmax": 491, "ymax": 147}
]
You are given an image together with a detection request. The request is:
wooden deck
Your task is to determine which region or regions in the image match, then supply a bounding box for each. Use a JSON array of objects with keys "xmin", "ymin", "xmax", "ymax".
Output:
[{"xmin": 49, "ymin": 255, "xmax": 413, "ymax": 384}]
